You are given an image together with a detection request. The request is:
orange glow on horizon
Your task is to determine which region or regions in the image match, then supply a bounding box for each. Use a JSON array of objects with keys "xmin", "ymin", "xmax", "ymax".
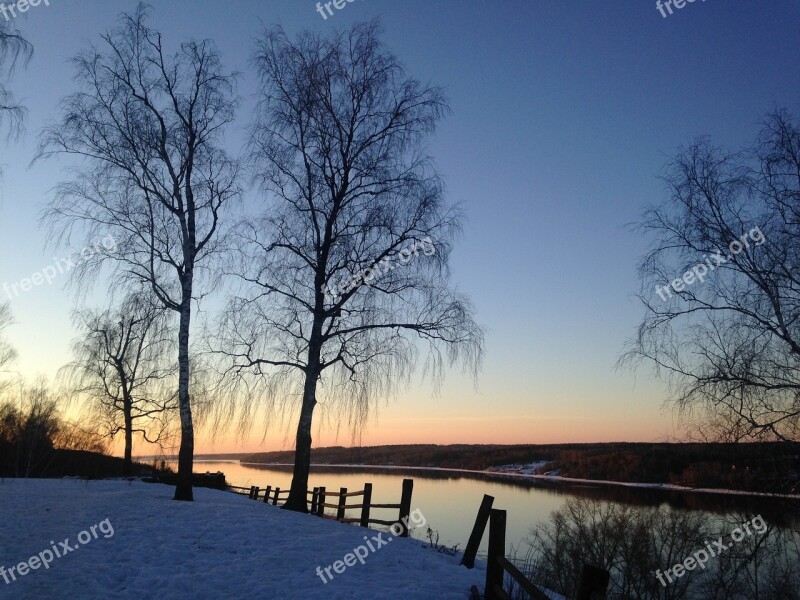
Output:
[{"xmin": 121, "ymin": 411, "xmax": 674, "ymax": 458}]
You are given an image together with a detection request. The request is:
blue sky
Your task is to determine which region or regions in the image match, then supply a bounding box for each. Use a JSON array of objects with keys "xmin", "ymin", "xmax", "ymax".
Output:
[{"xmin": 1, "ymin": 0, "xmax": 798, "ymax": 451}]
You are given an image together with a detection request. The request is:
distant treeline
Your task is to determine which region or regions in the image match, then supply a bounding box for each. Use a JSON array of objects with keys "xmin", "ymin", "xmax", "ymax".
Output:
[
  {"xmin": 0, "ymin": 447, "xmax": 154, "ymax": 479},
  {"xmin": 0, "ymin": 394, "xmax": 156, "ymax": 479},
  {"xmin": 241, "ymin": 443, "xmax": 800, "ymax": 493}
]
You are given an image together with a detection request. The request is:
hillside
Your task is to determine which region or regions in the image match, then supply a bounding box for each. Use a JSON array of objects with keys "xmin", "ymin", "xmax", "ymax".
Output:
[
  {"xmin": 241, "ymin": 442, "xmax": 800, "ymax": 493},
  {"xmin": 0, "ymin": 447, "xmax": 157, "ymax": 479},
  {"xmin": 0, "ymin": 478, "xmax": 484, "ymax": 599}
]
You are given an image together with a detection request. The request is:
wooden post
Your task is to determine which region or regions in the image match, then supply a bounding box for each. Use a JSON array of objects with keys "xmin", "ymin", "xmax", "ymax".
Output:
[
  {"xmin": 484, "ymin": 509, "xmax": 506, "ymax": 600},
  {"xmin": 311, "ymin": 487, "xmax": 319, "ymax": 514},
  {"xmin": 253, "ymin": 486, "xmax": 260, "ymax": 501},
  {"xmin": 336, "ymin": 487, "xmax": 348, "ymax": 520},
  {"xmin": 359, "ymin": 483, "xmax": 372, "ymax": 528},
  {"xmin": 398, "ymin": 478, "xmax": 414, "ymax": 537},
  {"xmin": 248, "ymin": 485, "xmax": 255, "ymax": 499},
  {"xmin": 461, "ymin": 494, "xmax": 494, "ymax": 568},
  {"xmin": 272, "ymin": 487, "xmax": 280, "ymax": 506},
  {"xmin": 317, "ymin": 486, "xmax": 326, "ymax": 516},
  {"xmin": 263, "ymin": 485, "xmax": 271, "ymax": 503},
  {"xmin": 576, "ymin": 564, "xmax": 610, "ymax": 600}
]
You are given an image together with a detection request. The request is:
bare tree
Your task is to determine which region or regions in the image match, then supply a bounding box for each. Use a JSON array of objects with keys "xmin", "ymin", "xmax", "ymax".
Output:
[
  {"xmin": 0, "ymin": 19, "xmax": 31, "ymax": 139},
  {"xmin": 0, "ymin": 379, "xmax": 61, "ymax": 477},
  {"xmin": 37, "ymin": 4, "xmax": 240, "ymax": 500},
  {"xmin": 0, "ymin": 302, "xmax": 15, "ymax": 381},
  {"xmin": 524, "ymin": 499, "xmax": 710, "ymax": 600},
  {"xmin": 52, "ymin": 419, "xmax": 108, "ymax": 455},
  {"xmin": 63, "ymin": 294, "xmax": 176, "ymax": 475},
  {"xmin": 215, "ymin": 21, "xmax": 483, "ymax": 511},
  {"xmin": 622, "ymin": 109, "xmax": 800, "ymax": 444},
  {"xmin": 0, "ymin": 302, "xmax": 16, "ymax": 402}
]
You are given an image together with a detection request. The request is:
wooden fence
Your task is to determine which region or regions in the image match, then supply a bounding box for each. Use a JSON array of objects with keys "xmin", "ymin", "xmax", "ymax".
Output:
[
  {"xmin": 231, "ymin": 481, "xmax": 610, "ymax": 599},
  {"xmin": 484, "ymin": 508, "xmax": 609, "ymax": 600},
  {"xmin": 229, "ymin": 479, "xmax": 415, "ymax": 537}
]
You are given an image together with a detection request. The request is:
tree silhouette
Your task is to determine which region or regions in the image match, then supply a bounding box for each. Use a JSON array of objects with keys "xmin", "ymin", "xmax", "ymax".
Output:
[
  {"xmin": 38, "ymin": 4, "xmax": 240, "ymax": 500},
  {"xmin": 63, "ymin": 294, "xmax": 176, "ymax": 475},
  {"xmin": 0, "ymin": 19, "xmax": 31, "ymax": 139},
  {"xmin": 624, "ymin": 109, "xmax": 800, "ymax": 444},
  {"xmin": 215, "ymin": 21, "xmax": 483, "ymax": 512}
]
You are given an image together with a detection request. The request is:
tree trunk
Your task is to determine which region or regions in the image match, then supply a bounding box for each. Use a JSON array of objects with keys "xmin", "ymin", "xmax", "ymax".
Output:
[
  {"xmin": 123, "ymin": 399, "xmax": 133, "ymax": 476},
  {"xmin": 283, "ymin": 255, "xmax": 327, "ymax": 512},
  {"xmin": 173, "ymin": 298, "xmax": 194, "ymax": 501},
  {"xmin": 282, "ymin": 369, "xmax": 319, "ymax": 512},
  {"xmin": 24, "ymin": 441, "xmax": 32, "ymax": 478}
]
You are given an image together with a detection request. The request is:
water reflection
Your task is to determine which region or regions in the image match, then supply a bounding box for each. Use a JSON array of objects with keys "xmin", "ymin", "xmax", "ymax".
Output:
[{"xmin": 184, "ymin": 461, "xmax": 799, "ymax": 558}]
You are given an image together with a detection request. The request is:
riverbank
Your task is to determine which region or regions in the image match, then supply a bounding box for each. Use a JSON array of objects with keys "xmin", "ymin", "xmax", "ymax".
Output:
[
  {"xmin": 237, "ymin": 461, "xmax": 800, "ymax": 501},
  {"xmin": 234, "ymin": 442, "xmax": 799, "ymax": 495}
]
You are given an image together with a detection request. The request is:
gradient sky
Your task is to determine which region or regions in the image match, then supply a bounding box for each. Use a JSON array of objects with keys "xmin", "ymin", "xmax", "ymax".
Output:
[{"xmin": 1, "ymin": 1, "xmax": 798, "ymax": 454}]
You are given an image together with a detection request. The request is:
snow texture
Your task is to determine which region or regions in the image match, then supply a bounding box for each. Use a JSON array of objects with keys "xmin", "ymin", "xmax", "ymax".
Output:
[{"xmin": 0, "ymin": 478, "xmax": 485, "ymax": 599}]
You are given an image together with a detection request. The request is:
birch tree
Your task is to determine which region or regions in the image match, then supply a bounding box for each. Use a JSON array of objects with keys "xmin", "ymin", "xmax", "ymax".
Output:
[
  {"xmin": 623, "ymin": 109, "xmax": 800, "ymax": 444},
  {"xmin": 216, "ymin": 22, "xmax": 483, "ymax": 511},
  {"xmin": 38, "ymin": 5, "xmax": 240, "ymax": 500},
  {"xmin": 64, "ymin": 295, "xmax": 176, "ymax": 475}
]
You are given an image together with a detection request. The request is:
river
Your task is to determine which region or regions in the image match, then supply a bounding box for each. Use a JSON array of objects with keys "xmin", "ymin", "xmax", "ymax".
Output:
[{"xmin": 176, "ymin": 460, "xmax": 799, "ymax": 561}]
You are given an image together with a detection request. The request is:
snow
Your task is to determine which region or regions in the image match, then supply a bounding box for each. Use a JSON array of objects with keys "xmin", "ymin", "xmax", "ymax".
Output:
[
  {"xmin": 0, "ymin": 478, "xmax": 485, "ymax": 599},
  {"xmin": 485, "ymin": 461, "xmax": 550, "ymax": 475}
]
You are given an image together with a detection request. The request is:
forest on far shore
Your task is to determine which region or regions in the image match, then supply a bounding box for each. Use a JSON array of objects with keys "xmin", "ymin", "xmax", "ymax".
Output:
[{"xmin": 238, "ymin": 442, "xmax": 799, "ymax": 494}]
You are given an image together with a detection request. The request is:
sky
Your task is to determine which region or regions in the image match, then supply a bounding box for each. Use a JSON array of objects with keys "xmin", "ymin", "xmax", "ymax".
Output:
[{"xmin": 0, "ymin": 0, "xmax": 798, "ymax": 454}]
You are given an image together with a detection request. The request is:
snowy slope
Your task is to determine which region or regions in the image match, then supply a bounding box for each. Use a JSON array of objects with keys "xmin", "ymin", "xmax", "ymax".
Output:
[{"xmin": 0, "ymin": 478, "xmax": 485, "ymax": 599}]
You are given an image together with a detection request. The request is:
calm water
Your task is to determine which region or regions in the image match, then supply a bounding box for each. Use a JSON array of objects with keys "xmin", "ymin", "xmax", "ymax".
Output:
[{"xmin": 178, "ymin": 460, "xmax": 799, "ymax": 559}]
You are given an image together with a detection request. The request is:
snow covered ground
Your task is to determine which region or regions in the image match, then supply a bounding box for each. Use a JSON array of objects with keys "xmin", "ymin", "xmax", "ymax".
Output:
[
  {"xmin": 0, "ymin": 478, "xmax": 485, "ymax": 599},
  {"xmin": 485, "ymin": 461, "xmax": 551, "ymax": 475}
]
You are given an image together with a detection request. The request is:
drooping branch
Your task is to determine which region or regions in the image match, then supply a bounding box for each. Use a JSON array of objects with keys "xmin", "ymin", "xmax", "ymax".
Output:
[
  {"xmin": 212, "ymin": 20, "xmax": 483, "ymax": 440},
  {"xmin": 622, "ymin": 109, "xmax": 800, "ymax": 443},
  {"xmin": 0, "ymin": 20, "xmax": 32, "ymax": 139},
  {"xmin": 37, "ymin": 3, "xmax": 240, "ymax": 500}
]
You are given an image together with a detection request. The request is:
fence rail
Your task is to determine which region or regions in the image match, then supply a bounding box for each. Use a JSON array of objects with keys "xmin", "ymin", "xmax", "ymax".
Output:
[
  {"xmin": 231, "ymin": 478, "xmax": 413, "ymax": 536},
  {"xmin": 234, "ymin": 478, "xmax": 609, "ymax": 599},
  {"xmin": 484, "ymin": 508, "xmax": 609, "ymax": 600}
]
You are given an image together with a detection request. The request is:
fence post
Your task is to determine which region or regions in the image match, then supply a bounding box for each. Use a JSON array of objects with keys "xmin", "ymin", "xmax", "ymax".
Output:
[
  {"xmin": 263, "ymin": 485, "xmax": 271, "ymax": 503},
  {"xmin": 359, "ymin": 483, "xmax": 372, "ymax": 528},
  {"xmin": 253, "ymin": 486, "xmax": 260, "ymax": 501},
  {"xmin": 311, "ymin": 487, "xmax": 319, "ymax": 514},
  {"xmin": 317, "ymin": 486, "xmax": 326, "ymax": 516},
  {"xmin": 484, "ymin": 509, "xmax": 506, "ymax": 600},
  {"xmin": 248, "ymin": 486, "xmax": 255, "ymax": 499},
  {"xmin": 576, "ymin": 564, "xmax": 610, "ymax": 600},
  {"xmin": 398, "ymin": 478, "xmax": 414, "ymax": 537},
  {"xmin": 461, "ymin": 494, "xmax": 494, "ymax": 568},
  {"xmin": 272, "ymin": 487, "xmax": 281, "ymax": 506},
  {"xmin": 337, "ymin": 487, "xmax": 348, "ymax": 520}
]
